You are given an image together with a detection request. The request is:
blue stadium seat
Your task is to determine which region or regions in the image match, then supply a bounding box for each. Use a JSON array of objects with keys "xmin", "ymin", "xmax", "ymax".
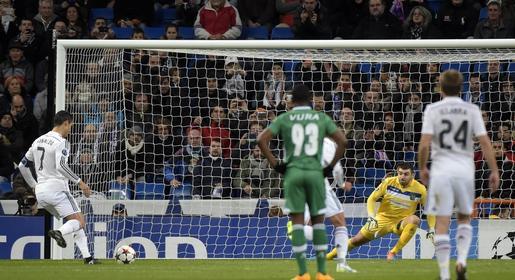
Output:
[
  {"xmin": 242, "ymin": 27, "xmax": 269, "ymax": 39},
  {"xmin": 473, "ymin": 62, "xmax": 489, "ymax": 73},
  {"xmin": 162, "ymin": 8, "xmax": 177, "ymax": 24},
  {"xmin": 134, "ymin": 183, "xmax": 165, "ymax": 200},
  {"xmin": 112, "ymin": 27, "xmax": 133, "ymax": 39},
  {"xmin": 440, "ymin": 62, "xmax": 470, "ymax": 73},
  {"xmin": 427, "ymin": 0, "xmax": 442, "ymax": 14},
  {"xmin": 365, "ymin": 168, "xmax": 387, "ymax": 181},
  {"xmin": 359, "ymin": 63, "xmax": 373, "ymax": 73},
  {"xmin": 0, "ymin": 182, "xmax": 12, "ymax": 195},
  {"xmin": 271, "ymin": 27, "xmax": 294, "ymax": 39},
  {"xmin": 508, "ymin": 62, "xmax": 515, "ymax": 73},
  {"xmin": 479, "ymin": 7, "xmax": 488, "ymax": 21},
  {"xmin": 144, "ymin": 27, "xmax": 164, "ymax": 39},
  {"xmin": 89, "ymin": 8, "xmax": 114, "ymax": 26},
  {"xmin": 179, "ymin": 27, "xmax": 195, "ymax": 39},
  {"xmin": 282, "ymin": 60, "xmax": 298, "ymax": 81}
]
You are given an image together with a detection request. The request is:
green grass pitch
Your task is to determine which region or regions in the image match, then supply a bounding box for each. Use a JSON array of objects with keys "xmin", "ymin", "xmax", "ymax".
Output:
[{"xmin": 1, "ymin": 259, "xmax": 514, "ymax": 280}]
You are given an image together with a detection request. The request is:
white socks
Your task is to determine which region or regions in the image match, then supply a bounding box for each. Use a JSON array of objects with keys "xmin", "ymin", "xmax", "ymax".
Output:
[
  {"xmin": 434, "ymin": 234, "xmax": 451, "ymax": 280},
  {"xmin": 58, "ymin": 219, "xmax": 80, "ymax": 235},
  {"xmin": 304, "ymin": 225, "xmax": 313, "ymax": 241},
  {"xmin": 74, "ymin": 229, "xmax": 91, "ymax": 259},
  {"xmin": 334, "ymin": 226, "xmax": 349, "ymax": 263},
  {"xmin": 456, "ymin": 224, "xmax": 472, "ymax": 267}
]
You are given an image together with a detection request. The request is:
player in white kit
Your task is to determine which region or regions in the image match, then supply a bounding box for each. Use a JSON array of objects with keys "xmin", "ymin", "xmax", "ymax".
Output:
[
  {"xmin": 297, "ymin": 138, "xmax": 356, "ymax": 273},
  {"xmin": 418, "ymin": 70, "xmax": 499, "ymax": 280},
  {"xmin": 18, "ymin": 111, "xmax": 99, "ymax": 264}
]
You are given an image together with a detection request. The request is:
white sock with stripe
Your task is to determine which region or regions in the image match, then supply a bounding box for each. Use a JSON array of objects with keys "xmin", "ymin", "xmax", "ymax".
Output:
[
  {"xmin": 58, "ymin": 219, "xmax": 80, "ymax": 236},
  {"xmin": 335, "ymin": 226, "xmax": 349, "ymax": 263},
  {"xmin": 456, "ymin": 224, "xmax": 472, "ymax": 267},
  {"xmin": 434, "ymin": 234, "xmax": 451, "ymax": 280},
  {"xmin": 74, "ymin": 229, "xmax": 91, "ymax": 259}
]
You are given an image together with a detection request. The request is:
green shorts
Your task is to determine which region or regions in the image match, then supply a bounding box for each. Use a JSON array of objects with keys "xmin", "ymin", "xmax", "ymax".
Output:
[{"xmin": 282, "ymin": 167, "xmax": 326, "ymax": 216}]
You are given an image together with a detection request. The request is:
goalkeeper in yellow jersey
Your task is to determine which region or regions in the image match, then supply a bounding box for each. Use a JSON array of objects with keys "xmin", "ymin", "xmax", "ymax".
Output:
[{"xmin": 327, "ymin": 162, "xmax": 436, "ymax": 261}]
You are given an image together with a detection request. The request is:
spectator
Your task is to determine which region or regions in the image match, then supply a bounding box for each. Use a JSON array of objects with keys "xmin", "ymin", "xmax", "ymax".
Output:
[
  {"xmin": 145, "ymin": 117, "xmax": 182, "ymax": 183},
  {"xmin": 353, "ymin": 90, "xmax": 383, "ymax": 129},
  {"xmin": 13, "ymin": 18, "xmax": 44, "ymax": 69},
  {"xmin": 338, "ymin": 106, "xmax": 364, "ymax": 142},
  {"xmin": 73, "ymin": 147, "xmax": 106, "ymax": 192},
  {"xmin": 462, "ymin": 73, "xmax": 486, "ymax": 108},
  {"xmin": 114, "ymin": 0, "xmax": 154, "ymax": 28},
  {"xmin": 126, "ymin": 93, "xmax": 153, "ymax": 133},
  {"xmin": 192, "ymin": 139, "xmax": 232, "ymax": 199},
  {"xmin": 0, "ymin": 76, "xmax": 32, "ymax": 113},
  {"xmin": 402, "ymin": 92, "xmax": 423, "ymax": 150},
  {"xmin": 161, "ymin": 23, "xmax": 180, "ymax": 39},
  {"xmin": 402, "ymin": 6, "xmax": 441, "ymax": 39},
  {"xmin": 111, "ymin": 203, "xmax": 128, "ymax": 217},
  {"xmin": 165, "ymin": 128, "xmax": 208, "ymax": 199},
  {"xmin": 0, "ymin": 132, "xmax": 14, "ymax": 182},
  {"xmin": 97, "ymin": 111, "xmax": 122, "ymax": 156},
  {"xmin": 363, "ymin": 139, "xmax": 394, "ymax": 169},
  {"xmin": 192, "ymin": 72, "xmax": 228, "ymax": 119},
  {"xmin": 131, "ymin": 27, "xmax": 145, "ymax": 39},
  {"xmin": 64, "ymin": 4, "xmax": 87, "ymax": 38},
  {"xmin": 227, "ymin": 97, "xmax": 250, "ymax": 140},
  {"xmin": 222, "ymin": 56, "xmax": 246, "ymax": 99},
  {"xmin": 496, "ymin": 78, "xmax": 515, "ymax": 121},
  {"xmin": 10, "ymin": 94, "xmax": 38, "ymax": 150},
  {"xmin": 275, "ymin": 0, "xmax": 301, "ymax": 27},
  {"xmin": 33, "ymin": 0, "xmax": 58, "ymax": 38},
  {"xmin": 474, "ymin": 0, "xmax": 514, "ymax": 39},
  {"xmin": 292, "ymin": 0, "xmax": 331, "ymax": 39},
  {"xmin": 495, "ymin": 122, "xmax": 513, "ymax": 151},
  {"xmin": 0, "ymin": 42, "xmax": 34, "ymax": 93},
  {"xmin": 175, "ymin": 0, "xmax": 202, "ymax": 27},
  {"xmin": 114, "ymin": 126, "xmax": 148, "ymax": 186},
  {"xmin": 238, "ymin": 0, "xmax": 276, "ymax": 30},
  {"xmin": 195, "ymin": 106, "xmax": 232, "ymax": 158},
  {"xmin": 352, "ymin": 0, "xmax": 402, "ymax": 39},
  {"xmin": 33, "ymin": 87, "xmax": 47, "ymax": 132},
  {"xmin": 234, "ymin": 120, "xmax": 264, "ymax": 160},
  {"xmin": 194, "ymin": 0, "xmax": 242, "ymax": 40},
  {"xmin": 481, "ymin": 60, "xmax": 505, "ymax": 114},
  {"xmin": 331, "ymin": 73, "xmax": 358, "ymax": 120},
  {"xmin": 233, "ymin": 144, "xmax": 280, "ymax": 198},
  {"xmin": 262, "ymin": 61, "xmax": 292, "ymax": 110},
  {"xmin": 0, "ymin": 0, "xmax": 18, "ymax": 53},
  {"xmin": 72, "ymin": 124, "xmax": 100, "ymax": 164},
  {"xmin": 332, "ymin": 0, "xmax": 368, "ymax": 39},
  {"xmin": 89, "ymin": 17, "xmax": 115, "ymax": 39},
  {"xmin": 0, "ymin": 111, "xmax": 23, "ymax": 161},
  {"xmin": 436, "ymin": 0, "xmax": 477, "ymax": 39}
]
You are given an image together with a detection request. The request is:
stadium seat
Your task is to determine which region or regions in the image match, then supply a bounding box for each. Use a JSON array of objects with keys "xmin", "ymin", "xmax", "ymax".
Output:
[
  {"xmin": 359, "ymin": 63, "xmax": 373, "ymax": 73},
  {"xmin": 134, "ymin": 183, "xmax": 165, "ymax": 200},
  {"xmin": 271, "ymin": 27, "xmax": 294, "ymax": 39},
  {"xmin": 144, "ymin": 27, "xmax": 164, "ymax": 39},
  {"xmin": 508, "ymin": 62, "xmax": 515, "ymax": 73},
  {"xmin": 426, "ymin": 0, "xmax": 442, "ymax": 14},
  {"xmin": 179, "ymin": 27, "xmax": 195, "ymax": 39},
  {"xmin": 479, "ymin": 7, "xmax": 488, "ymax": 21},
  {"xmin": 473, "ymin": 62, "xmax": 489, "ymax": 73},
  {"xmin": 365, "ymin": 168, "xmax": 387, "ymax": 182},
  {"xmin": 440, "ymin": 62, "xmax": 471, "ymax": 73},
  {"xmin": 282, "ymin": 60, "xmax": 298, "ymax": 81},
  {"xmin": 112, "ymin": 27, "xmax": 133, "ymax": 39},
  {"xmin": 0, "ymin": 182, "xmax": 12, "ymax": 195},
  {"xmin": 89, "ymin": 8, "xmax": 114, "ymax": 26},
  {"xmin": 162, "ymin": 8, "xmax": 177, "ymax": 24},
  {"xmin": 242, "ymin": 27, "xmax": 269, "ymax": 39}
]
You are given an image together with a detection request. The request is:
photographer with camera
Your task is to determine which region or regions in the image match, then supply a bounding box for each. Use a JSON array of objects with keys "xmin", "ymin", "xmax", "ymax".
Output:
[
  {"xmin": 89, "ymin": 17, "xmax": 115, "ymax": 39},
  {"xmin": 292, "ymin": 0, "xmax": 331, "ymax": 39}
]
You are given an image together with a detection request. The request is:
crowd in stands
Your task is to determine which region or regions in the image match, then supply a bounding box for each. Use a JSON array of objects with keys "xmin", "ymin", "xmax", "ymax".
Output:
[{"xmin": 0, "ymin": 0, "xmax": 513, "ymax": 217}]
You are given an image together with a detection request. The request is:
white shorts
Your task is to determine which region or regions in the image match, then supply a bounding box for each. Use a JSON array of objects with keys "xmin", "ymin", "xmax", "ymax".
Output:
[
  {"xmin": 304, "ymin": 186, "xmax": 344, "ymax": 223},
  {"xmin": 424, "ymin": 175, "xmax": 475, "ymax": 216},
  {"xmin": 36, "ymin": 190, "xmax": 81, "ymax": 219}
]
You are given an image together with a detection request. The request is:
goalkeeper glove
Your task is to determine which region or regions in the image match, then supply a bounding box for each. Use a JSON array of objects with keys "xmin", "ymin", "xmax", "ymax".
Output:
[
  {"xmin": 426, "ymin": 230, "xmax": 435, "ymax": 245},
  {"xmin": 323, "ymin": 165, "xmax": 333, "ymax": 178},
  {"xmin": 274, "ymin": 161, "xmax": 287, "ymax": 174},
  {"xmin": 366, "ymin": 216, "xmax": 378, "ymax": 231}
]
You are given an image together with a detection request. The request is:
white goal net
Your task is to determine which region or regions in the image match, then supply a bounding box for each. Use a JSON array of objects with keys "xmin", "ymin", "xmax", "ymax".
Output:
[{"xmin": 57, "ymin": 40, "xmax": 515, "ymax": 260}]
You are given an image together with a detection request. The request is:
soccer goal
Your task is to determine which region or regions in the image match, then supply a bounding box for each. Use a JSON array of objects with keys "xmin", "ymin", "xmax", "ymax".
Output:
[{"xmin": 55, "ymin": 39, "xmax": 515, "ymax": 260}]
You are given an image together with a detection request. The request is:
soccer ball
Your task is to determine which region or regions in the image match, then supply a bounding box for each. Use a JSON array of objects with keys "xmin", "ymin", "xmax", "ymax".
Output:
[
  {"xmin": 115, "ymin": 245, "xmax": 136, "ymax": 264},
  {"xmin": 491, "ymin": 231, "xmax": 515, "ymax": 259}
]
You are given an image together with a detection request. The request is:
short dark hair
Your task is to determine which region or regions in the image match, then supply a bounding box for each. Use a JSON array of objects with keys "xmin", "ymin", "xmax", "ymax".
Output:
[
  {"xmin": 53, "ymin": 110, "xmax": 73, "ymax": 126},
  {"xmin": 396, "ymin": 162, "xmax": 414, "ymax": 173},
  {"xmin": 291, "ymin": 84, "xmax": 312, "ymax": 103}
]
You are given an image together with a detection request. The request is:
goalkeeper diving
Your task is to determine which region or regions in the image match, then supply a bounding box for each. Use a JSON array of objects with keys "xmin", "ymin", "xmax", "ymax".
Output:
[{"xmin": 326, "ymin": 162, "xmax": 436, "ymax": 261}]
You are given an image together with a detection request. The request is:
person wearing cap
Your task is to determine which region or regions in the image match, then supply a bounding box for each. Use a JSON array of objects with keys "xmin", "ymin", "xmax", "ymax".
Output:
[
  {"xmin": 474, "ymin": 0, "xmax": 514, "ymax": 38},
  {"xmin": 0, "ymin": 41, "xmax": 34, "ymax": 92},
  {"xmin": 112, "ymin": 203, "xmax": 128, "ymax": 217},
  {"xmin": 194, "ymin": 0, "xmax": 242, "ymax": 40}
]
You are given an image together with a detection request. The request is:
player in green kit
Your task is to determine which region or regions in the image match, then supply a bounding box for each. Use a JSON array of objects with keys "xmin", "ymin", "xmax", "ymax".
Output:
[{"xmin": 257, "ymin": 84, "xmax": 347, "ymax": 280}]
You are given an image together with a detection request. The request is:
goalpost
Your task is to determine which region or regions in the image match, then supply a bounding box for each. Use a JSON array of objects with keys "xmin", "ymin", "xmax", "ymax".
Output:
[{"xmin": 55, "ymin": 39, "xmax": 515, "ymax": 260}]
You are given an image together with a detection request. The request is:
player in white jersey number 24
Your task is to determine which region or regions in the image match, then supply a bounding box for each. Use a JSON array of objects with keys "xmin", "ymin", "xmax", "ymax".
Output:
[
  {"xmin": 418, "ymin": 70, "xmax": 499, "ymax": 280},
  {"xmin": 18, "ymin": 111, "xmax": 99, "ymax": 264}
]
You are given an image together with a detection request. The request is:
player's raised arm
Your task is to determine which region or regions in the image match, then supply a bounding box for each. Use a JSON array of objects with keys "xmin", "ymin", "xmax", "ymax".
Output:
[{"xmin": 18, "ymin": 147, "xmax": 37, "ymax": 189}]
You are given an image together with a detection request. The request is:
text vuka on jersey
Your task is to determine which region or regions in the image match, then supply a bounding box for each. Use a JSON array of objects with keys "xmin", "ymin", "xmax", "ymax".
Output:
[{"xmin": 288, "ymin": 113, "xmax": 320, "ymax": 121}]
